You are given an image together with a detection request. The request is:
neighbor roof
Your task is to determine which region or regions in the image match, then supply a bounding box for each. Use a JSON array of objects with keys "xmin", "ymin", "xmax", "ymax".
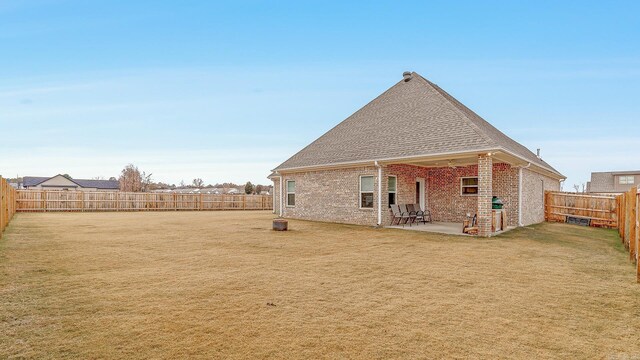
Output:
[
  {"xmin": 23, "ymin": 175, "xmax": 119, "ymax": 190},
  {"xmin": 273, "ymin": 72, "xmax": 563, "ymax": 178},
  {"xmin": 23, "ymin": 176, "xmax": 52, "ymax": 187}
]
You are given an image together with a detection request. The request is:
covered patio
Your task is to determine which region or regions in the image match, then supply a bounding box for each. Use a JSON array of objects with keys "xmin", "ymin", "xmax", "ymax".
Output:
[{"xmin": 381, "ymin": 152, "xmax": 520, "ymax": 237}]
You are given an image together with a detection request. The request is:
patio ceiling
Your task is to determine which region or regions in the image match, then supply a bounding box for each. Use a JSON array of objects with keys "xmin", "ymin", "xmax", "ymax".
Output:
[{"xmin": 382, "ymin": 150, "xmax": 528, "ymax": 169}]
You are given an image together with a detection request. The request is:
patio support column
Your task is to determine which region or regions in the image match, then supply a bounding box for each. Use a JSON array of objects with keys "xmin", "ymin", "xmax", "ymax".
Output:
[{"xmin": 477, "ymin": 154, "xmax": 493, "ymax": 237}]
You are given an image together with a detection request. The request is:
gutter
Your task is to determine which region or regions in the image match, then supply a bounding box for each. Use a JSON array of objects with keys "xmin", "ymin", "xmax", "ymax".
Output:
[
  {"xmin": 375, "ymin": 161, "xmax": 382, "ymax": 226},
  {"xmin": 517, "ymin": 163, "xmax": 531, "ymax": 226},
  {"xmin": 272, "ymin": 146, "xmax": 565, "ymax": 180}
]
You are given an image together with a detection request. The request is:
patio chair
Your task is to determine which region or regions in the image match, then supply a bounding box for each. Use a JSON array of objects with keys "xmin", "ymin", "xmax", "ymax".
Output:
[
  {"xmin": 399, "ymin": 204, "xmax": 417, "ymax": 226},
  {"xmin": 408, "ymin": 204, "xmax": 432, "ymax": 224},
  {"xmin": 390, "ymin": 204, "xmax": 411, "ymax": 226}
]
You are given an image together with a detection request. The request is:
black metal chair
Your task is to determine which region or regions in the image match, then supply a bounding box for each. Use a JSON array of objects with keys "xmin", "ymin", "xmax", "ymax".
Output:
[
  {"xmin": 399, "ymin": 204, "xmax": 417, "ymax": 226},
  {"xmin": 408, "ymin": 204, "xmax": 430, "ymax": 224}
]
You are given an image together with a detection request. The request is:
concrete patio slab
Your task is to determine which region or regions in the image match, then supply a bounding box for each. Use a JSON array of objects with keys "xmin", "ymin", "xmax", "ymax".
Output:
[{"xmin": 386, "ymin": 221, "xmax": 514, "ymax": 236}]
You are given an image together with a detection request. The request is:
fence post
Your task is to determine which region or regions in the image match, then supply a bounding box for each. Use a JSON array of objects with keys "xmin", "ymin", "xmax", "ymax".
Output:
[
  {"xmin": 636, "ymin": 190, "xmax": 640, "ymax": 283},
  {"xmin": 544, "ymin": 191, "xmax": 548, "ymax": 221},
  {"xmin": 1, "ymin": 176, "xmax": 4, "ymax": 236},
  {"xmin": 630, "ymin": 186, "xmax": 637, "ymax": 261}
]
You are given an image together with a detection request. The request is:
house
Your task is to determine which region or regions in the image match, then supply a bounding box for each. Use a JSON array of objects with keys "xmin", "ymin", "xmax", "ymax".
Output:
[
  {"xmin": 8, "ymin": 182, "xmax": 22, "ymax": 189},
  {"xmin": 23, "ymin": 175, "xmax": 119, "ymax": 191},
  {"xmin": 587, "ymin": 171, "xmax": 640, "ymax": 194},
  {"xmin": 269, "ymin": 72, "xmax": 565, "ymax": 236}
]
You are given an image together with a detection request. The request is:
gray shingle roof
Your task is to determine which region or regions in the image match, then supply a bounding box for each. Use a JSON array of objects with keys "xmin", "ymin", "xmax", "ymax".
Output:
[
  {"xmin": 274, "ymin": 72, "xmax": 563, "ymax": 177},
  {"xmin": 73, "ymin": 179, "xmax": 120, "ymax": 189},
  {"xmin": 23, "ymin": 177, "xmax": 50, "ymax": 187}
]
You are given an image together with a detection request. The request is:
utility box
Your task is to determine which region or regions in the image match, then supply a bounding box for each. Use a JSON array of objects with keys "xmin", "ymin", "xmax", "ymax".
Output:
[{"xmin": 567, "ymin": 216, "xmax": 590, "ymax": 226}]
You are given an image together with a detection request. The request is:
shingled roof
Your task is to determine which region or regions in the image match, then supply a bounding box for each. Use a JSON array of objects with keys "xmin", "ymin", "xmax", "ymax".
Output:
[{"xmin": 274, "ymin": 72, "xmax": 563, "ymax": 178}]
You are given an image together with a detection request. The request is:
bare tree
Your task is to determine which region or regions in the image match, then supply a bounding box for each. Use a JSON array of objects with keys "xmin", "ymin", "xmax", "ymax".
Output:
[
  {"xmin": 192, "ymin": 178, "xmax": 204, "ymax": 188},
  {"xmin": 119, "ymin": 164, "xmax": 143, "ymax": 192},
  {"xmin": 572, "ymin": 184, "xmax": 580, "ymax": 193},
  {"xmin": 141, "ymin": 171, "xmax": 153, "ymax": 192}
]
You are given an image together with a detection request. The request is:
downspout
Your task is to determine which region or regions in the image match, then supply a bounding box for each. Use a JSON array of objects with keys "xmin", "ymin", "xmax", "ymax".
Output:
[
  {"xmin": 375, "ymin": 161, "xmax": 382, "ymax": 226},
  {"xmin": 272, "ymin": 175, "xmax": 277, "ymax": 214},
  {"xmin": 277, "ymin": 173, "xmax": 284, "ymax": 217},
  {"xmin": 518, "ymin": 163, "xmax": 531, "ymax": 226}
]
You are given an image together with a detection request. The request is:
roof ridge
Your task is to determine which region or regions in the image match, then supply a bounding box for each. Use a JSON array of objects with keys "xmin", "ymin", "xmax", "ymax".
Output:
[
  {"xmin": 411, "ymin": 73, "xmax": 496, "ymax": 148},
  {"xmin": 272, "ymin": 71, "xmax": 563, "ymax": 178},
  {"xmin": 413, "ymin": 73, "xmax": 560, "ymax": 173}
]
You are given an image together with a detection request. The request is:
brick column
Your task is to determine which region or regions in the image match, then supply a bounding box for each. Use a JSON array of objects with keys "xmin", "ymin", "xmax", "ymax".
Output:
[{"xmin": 477, "ymin": 154, "xmax": 493, "ymax": 237}]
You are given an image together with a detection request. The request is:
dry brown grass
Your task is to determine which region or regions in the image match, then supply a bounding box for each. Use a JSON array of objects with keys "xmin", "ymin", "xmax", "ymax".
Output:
[{"xmin": 1, "ymin": 211, "xmax": 639, "ymax": 359}]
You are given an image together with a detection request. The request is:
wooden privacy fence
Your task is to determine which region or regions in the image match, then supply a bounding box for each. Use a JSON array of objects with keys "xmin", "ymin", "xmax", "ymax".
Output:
[
  {"xmin": 544, "ymin": 191, "xmax": 617, "ymax": 228},
  {"xmin": 617, "ymin": 186, "xmax": 639, "ymax": 282},
  {"xmin": 1, "ymin": 176, "xmax": 18, "ymax": 238},
  {"xmin": 16, "ymin": 190, "xmax": 273, "ymax": 212}
]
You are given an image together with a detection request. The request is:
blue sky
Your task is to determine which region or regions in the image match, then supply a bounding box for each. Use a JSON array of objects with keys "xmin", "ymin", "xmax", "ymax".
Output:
[{"xmin": 1, "ymin": 1, "xmax": 638, "ymax": 187}]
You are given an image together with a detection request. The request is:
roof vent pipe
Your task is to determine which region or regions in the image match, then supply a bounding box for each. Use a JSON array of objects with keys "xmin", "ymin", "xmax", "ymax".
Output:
[
  {"xmin": 536, "ymin": 148, "xmax": 541, "ymax": 158},
  {"xmin": 403, "ymin": 71, "xmax": 412, "ymax": 81}
]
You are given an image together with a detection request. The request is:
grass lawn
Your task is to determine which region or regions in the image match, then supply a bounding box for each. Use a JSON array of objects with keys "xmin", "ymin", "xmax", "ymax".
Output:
[{"xmin": 1, "ymin": 211, "xmax": 639, "ymax": 359}]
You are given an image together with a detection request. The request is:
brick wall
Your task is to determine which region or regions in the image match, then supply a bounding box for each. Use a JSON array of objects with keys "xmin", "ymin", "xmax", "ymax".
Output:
[
  {"xmin": 520, "ymin": 168, "xmax": 561, "ymax": 225},
  {"xmin": 277, "ymin": 166, "xmax": 380, "ymax": 226},
  {"xmin": 272, "ymin": 161, "xmax": 548, "ymax": 229}
]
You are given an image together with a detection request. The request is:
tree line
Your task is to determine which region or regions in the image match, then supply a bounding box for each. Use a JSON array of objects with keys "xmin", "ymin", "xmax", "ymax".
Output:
[{"xmin": 118, "ymin": 164, "xmax": 272, "ymax": 194}]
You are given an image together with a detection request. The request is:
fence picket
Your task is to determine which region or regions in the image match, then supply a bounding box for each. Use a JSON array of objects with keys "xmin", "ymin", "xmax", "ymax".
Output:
[
  {"xmin": 15, "ymin": 190, "xmax": 273, "ymax": 212},
  {"xmin": 0, "ymin": 176, "xmax": 18, "ymax": 238}
]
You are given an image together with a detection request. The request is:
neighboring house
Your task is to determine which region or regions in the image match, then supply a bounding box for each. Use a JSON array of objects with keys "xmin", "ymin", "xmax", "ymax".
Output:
[
  {"xmin": 23, "ymin": 175, "xmax": 119, "ymax": 191},
  {"xmin": 269, "ymin": 72, "xmax": 565, "ymax": 236},
  {"xmin": 8, "ymin": 182, "xmax": 22, "ymax": 189},
  {"xmin": 587, "ymin": 171, "xmax": 640, "ymax": 194}
]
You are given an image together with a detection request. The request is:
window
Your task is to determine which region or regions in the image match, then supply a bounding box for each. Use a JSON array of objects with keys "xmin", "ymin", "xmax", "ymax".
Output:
[
  {"xmin": 286, "ymin": 180, "xmax": 295, "ymax": 207},
  {"xmin": 360, "ymin": 175, "xmax": 374, "ymax": 208},
  {"xmin": 461, "ymin": 177, "xmax": 478, "ymax": 195},
  {"xmin": 619, "ymin": 175, "xmax": 635, "ymax": 185},
  {"xmin": 388, "ymin": 176, "xmax": 397, "ymax": 207}
]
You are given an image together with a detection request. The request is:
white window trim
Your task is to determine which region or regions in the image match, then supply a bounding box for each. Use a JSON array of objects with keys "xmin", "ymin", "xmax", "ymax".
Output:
[
  {"xmin": 359, "ymin": 175, "xmax": 375, "ymax": 210},
  {"xmin": 388, "ymin": 175, "xmax": 397, "ymax": 207},
  {"xmin": 460, "ymin": 176, "xmax": 479, "ymax": 196},
  {"xmin": 619, "ymin": 175, "xmax": 634, "ymax": 185},
  {"xmin": 286, "ymin": 180, "xmax": 295, "ymax": 207}
]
